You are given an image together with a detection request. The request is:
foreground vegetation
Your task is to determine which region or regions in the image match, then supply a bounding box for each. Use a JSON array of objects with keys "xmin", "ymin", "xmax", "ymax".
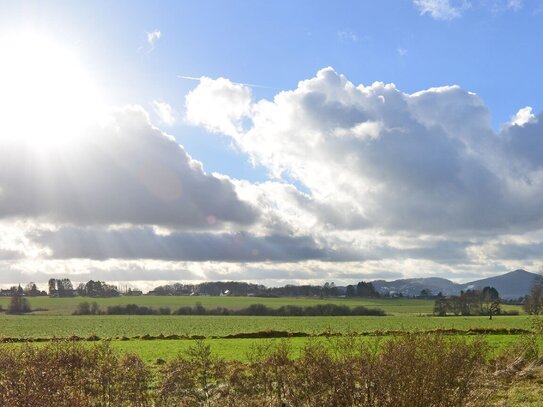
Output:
[
  {"xmin": 0, "ymin": 296, "xmax": 531, "ymax": 366},
  {"xmin": 0, "ymin": 334, "xmax": 497, "ymax": 406},
  {"xmin": 2, "ymin": 331, "xmax": 543, "ymax": 406},
  {"xmin": 0, "ymin": 295, "xmax": 540, "ymax": 405}
]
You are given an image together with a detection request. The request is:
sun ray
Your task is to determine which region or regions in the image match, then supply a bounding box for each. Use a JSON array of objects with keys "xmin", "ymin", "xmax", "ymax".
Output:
[{"xmin": 0, "ymin": 31, "xmax": 104, "ymax": 151}]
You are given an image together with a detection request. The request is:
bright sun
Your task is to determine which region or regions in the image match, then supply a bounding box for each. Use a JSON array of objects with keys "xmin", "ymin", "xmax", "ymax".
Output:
[{"xmin": 0, "ymin": 32, "xmax": 103, "ymax": 149}]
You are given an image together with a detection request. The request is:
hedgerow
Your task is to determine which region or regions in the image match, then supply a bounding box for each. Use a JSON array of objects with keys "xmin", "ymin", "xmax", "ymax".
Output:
[{"xmin": 0, "ymin": 333, "xmax": 499, "ymax": 406}]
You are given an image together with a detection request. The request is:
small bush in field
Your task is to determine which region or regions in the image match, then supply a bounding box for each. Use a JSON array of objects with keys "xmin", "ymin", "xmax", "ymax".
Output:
[{"xmin": 6, "ymin": 295, "xmax": 31, "ymax": 314}]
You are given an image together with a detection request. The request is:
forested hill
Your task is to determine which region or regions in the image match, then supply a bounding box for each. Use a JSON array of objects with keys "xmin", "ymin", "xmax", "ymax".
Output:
[
  {"xmin": 372, "ymin": 269, "xmax": 540, "ymax": 299},
  {"xmin": 460, "ymin": 269, "xmax": 540, "ymax": 300}
]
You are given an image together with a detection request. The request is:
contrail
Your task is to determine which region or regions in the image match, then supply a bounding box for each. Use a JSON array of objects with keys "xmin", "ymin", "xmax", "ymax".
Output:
[{"xmin": 177, "ymin": 75, "xmax": 270, "ymax": 89}]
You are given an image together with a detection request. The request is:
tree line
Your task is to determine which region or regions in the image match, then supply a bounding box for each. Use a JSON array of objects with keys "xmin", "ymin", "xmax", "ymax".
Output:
[
  {"xmin": 149, "ymin": 280, "xmax": 380, "ymax": 298},
  {"xmin": 48, "ymin": 278, "xmax": 120, "ymax": 297},
  {"xmin": 433, "ymin": 287, "xmax": 504, "ymax": 318},
  {"xmin": 4, "ymin": 279, "xmax": 383, "ymax": 298},
  {"xmin": 74, "ymin": 302, "xmax": 386, "ymax": 317}
]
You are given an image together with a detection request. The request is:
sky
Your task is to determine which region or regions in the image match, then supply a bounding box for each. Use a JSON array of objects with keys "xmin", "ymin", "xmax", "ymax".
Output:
[{"xmin": 0, "ymin": 0, "xmax": 543, "ymax": 289}]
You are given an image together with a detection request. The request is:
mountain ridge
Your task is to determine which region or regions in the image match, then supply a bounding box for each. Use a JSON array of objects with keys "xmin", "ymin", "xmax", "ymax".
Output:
[{"xmin": 370, "ymin": 269, "xmax": 540, "ymax": 299}]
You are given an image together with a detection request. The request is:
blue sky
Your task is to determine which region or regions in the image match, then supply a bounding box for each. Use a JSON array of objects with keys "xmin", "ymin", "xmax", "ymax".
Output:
[
  {"xmin": 1, "ymin": 0, "xmax": 543, "ymax": 288},
  {"xmin": 4, "ymin": 0, "xmax": 542, "ymax": 179}
]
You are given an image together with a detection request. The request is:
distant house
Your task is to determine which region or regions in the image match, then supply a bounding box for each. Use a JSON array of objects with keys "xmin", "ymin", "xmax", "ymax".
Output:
[{"xmin": 0, "ymin": 289, "xmax": 14, "ymax": 297}]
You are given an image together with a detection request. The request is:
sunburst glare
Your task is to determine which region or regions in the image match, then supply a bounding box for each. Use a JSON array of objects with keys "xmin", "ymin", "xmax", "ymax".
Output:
[{"xmin": 0, "ymin": 31, "xmax": 104, "ymax": 150}]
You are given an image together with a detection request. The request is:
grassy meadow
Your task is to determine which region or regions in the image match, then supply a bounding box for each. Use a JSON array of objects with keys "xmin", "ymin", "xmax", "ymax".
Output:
[
  {"xmin": 0, "ymin": 313, "xmax": 532, "ymax": 339},
  {"xmin": 0, "ymin": 295, "xmax": 534, "ymax": 363},
  {"xmin": 0, "ymin": 295, "xmax": 436, "ymax": 315}
]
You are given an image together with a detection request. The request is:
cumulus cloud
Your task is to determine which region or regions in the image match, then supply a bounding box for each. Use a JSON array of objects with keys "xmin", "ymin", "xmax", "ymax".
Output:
[
  {"xmin": 502, "ymin": 109, "xmax": 543, "ymax": 170},
  {"xmin": 413, "ymin": 0, "xmax": 470, "ymax": 20},
  {"xmin": 185, "ymin": 76, "xmax": 253, "ymax": 137},
  {"xmin": 510, "ymin": 106, "xmax": 536, "ymax": 126},
  {"xmin": 186, "ymin": 67, "xmax": 543, "ymax": 236},
  {"xmin": 0, "ymin": 107, "xmax": 256, "ymax": 228},
  {"xmin": 4, "ymin": 66, "xmax": 543, "ymax": 287}
]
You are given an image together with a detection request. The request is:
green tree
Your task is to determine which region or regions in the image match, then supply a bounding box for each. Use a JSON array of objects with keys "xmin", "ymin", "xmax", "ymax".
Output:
[
  {"xmin": 24, "ymin": 282, "xmax": 42, "ymax": 296},
  {"xmin": 419, "ymin": 289, "xmax": 432, "ymax": 299},
  {"xmin": 48, "ymin": 278, "xmax": 57, "ymax": 296},
  {"xmin": 482, "ymin": 286, "xmax": 500, "ymax": 301},
  {"xmin": 356, "ymin": 281, "xmax": 379, "ymax": 298}
]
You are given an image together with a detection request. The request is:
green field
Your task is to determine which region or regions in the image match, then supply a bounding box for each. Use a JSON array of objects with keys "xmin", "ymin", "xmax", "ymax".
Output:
[
  {"xmin": 0, "ymin": 334, "xmax": 536, "ymax": 364},
  {"xmin": 0, "ymin": 314, "xmax": 531, "ymax": 339},
  {"xmin": 106, "ymin": 334, "xmax": 543, "ymax": 363},
  {"xmin": 0, "ymin": 295, "xmax": 438, "ymax": 315},
  {"xmin": 0, "ymin": 296, "xmax": 533, "ymax": 363}
]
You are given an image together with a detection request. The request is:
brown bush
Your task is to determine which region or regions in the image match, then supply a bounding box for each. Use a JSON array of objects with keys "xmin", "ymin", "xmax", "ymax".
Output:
[
  {"xmin": 155, "ymin": 340, "xmax": 226, "ymax": 407},
  {"xmin": 366, "ymin": 334, "xmax": 488, "ymax": 407},
  {"xmin": 0, "ymin": 341, "xmax": 151, "ymax": 406},
  {"xmin": 212, "ymin": 334, "xmax": 488, "ymax": 407},
  {"xmin": 0, "ymin": 334, "xmax": 490, "ymax": 406}
]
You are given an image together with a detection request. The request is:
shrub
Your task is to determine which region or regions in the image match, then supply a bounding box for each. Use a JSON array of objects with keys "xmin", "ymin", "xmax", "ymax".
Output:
[
  {"xmin": 156, "ymin": 341, "xmax": 225, "ymax": 406},
  {"xmin": 73, "ymin": 301, "xmax": 102, "ymax": 315},
  {"xmin": 0, "ymin": 341, "xmax": 151, "ymax": 406},
  {"xmin": 218, "ymin": 334, "xmax": 488, "ymax": 407},
  {"xmin": 86, "ymin": 302, "xmax": 386, "ymax": 317},
  {"xmin": 6, "ymin": 296, "xmax": 31, "ymax": 314},
  {"xmin": 0, "ymin": 334, "xmax": 492, "ymax": 406}
]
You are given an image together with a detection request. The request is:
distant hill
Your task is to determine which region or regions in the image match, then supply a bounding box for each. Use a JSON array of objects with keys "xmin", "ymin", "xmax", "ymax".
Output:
[
  {"xmin": 372, "ymin": 277, "xmax": 460, "ymax": 297},
  {"xmin": 460, "ymin": 269, "xmax": 540, "ymax": 300},
  {"xmin": 371, "ymin": 269, "xmax": 540, "ymax": 299}
]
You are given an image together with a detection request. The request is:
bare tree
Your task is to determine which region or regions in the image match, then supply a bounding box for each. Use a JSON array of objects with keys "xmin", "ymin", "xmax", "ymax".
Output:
[{"xmin": 523, "ymin": 269, "xmax": 543, "ymax": 315}]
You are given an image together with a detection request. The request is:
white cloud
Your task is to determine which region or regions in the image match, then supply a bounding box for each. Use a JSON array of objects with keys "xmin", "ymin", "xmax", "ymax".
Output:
[
  {"xmin": 413, "ymin": 0, "xmax": 470, "ymax": 20},
  {"xmin": 4, "ymin": 66, "xmax": 543, "ymax": 287},
  {"xmin": 185, "ymin": 76, "xmax": 253, "ymax": 137},
  {"xmin": 152, "ymin": 100, "xmax": 176, "ymax": 125},
  {"xmin": 147, "ymin": 30, "xmax": 161, "ymax": 46},
  {"xmin": 510, "ymin": 106, "xmax": 536, "ymax": 126},
  {"xmin": 0, "ymin": 106, "xmax": 257, "ymax": 228},
  {"xmin": 186, "ymin": 67, "xmax": 543, "ymax": 236}
]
